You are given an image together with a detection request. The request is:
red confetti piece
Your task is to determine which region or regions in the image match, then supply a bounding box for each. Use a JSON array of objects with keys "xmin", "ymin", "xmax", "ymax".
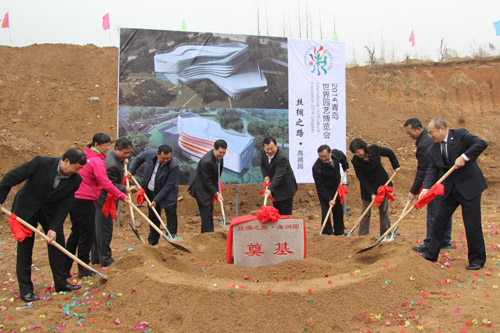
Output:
[
  {"xmin": 114, "ymin": 318, "xmax": 121, "ymax": 325},
  {"xmin": 307, "ymin": 289, "xmax": 312, "ymax": 294},
  {"xmin": 328, "ymin": 280, "xmax": 332, "ymax": 284},
  {"xmin": 266, "ymin": 290, "xmax": 271, "ymax": 295},
  {"xmin": 465, "ymin": 321, "xmax": 471, "ymax": 326}
]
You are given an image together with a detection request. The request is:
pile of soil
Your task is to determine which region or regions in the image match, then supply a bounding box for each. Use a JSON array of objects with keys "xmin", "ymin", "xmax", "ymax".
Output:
[{"xmin": 0, "ymin": 44, "xmax": 499, "ymax": 332}]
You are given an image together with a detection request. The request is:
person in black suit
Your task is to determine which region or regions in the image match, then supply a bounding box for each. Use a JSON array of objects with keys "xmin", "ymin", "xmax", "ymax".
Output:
[
  {"xmin": 91, "ymin": 138, "xmax": 132, "ymax": 266},
  {"xmin": 0, "ymin": 148, "xmax": 87, "ymax": 302},
  {"xmin": 349, "ymin": 138, "xmax": 400, "ymax": 236},
  {"xmin": 188, "ymin": 140, "xmax": 227, "ymax": 233},
  {"xmin": 312, "ymin": 144, "xmax": 349, "ymax": 235},
  {"xmin": 420, "ymin": 117, "xmax": 488, "ymax": 270},
  {"xmin": 129, "ymin": 144, "xmax": 179, "ymax": 244},
  {"xmin": 260, "ymin": 137, "xmax": 298, "ymax": 215},
  {"xmin": 404, "ymin": 118, "xmax": 453, "ymax": 252}
]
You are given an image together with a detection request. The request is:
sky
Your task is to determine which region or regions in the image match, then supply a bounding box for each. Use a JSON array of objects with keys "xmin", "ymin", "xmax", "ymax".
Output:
[{"xmin": 1, "ymin": 0, "xmax": 500, "ymax": 64}]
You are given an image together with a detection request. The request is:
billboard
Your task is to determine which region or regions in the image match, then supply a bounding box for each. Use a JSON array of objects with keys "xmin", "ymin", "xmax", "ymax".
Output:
[{"xmin": 118, "ymin": 28, "xmax": 345, "ymax": 185}]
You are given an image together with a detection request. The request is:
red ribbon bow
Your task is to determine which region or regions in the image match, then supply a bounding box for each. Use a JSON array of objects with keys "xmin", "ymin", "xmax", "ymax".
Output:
[
  {"xmin": 374, "ymin": 185, "xmax": 395, "ymax": 207},
  {"xmin": 136, "ymin": 188, "xmax": 146, "ymax": 205},
  {"xmin": 337, "ymin": 184, "xmax": 348, "ymax": 204},
  {"xmin": 256, "ymin": 206, "xmax": 290, "ymax": 223},
  {"xmin": 414, "ymin": 183, "xmax": 445, "ymax": 209},
  {"xmin": 121, "ymin": 175, "xmax": 130, "ymax": 185},
  {"xmin": 101, "ymin": 193, "xmax": 118, "ymax": 219},
  {"xmin": 259, "ymin": 182, "xmax": 276, "ymax": 202},
  {"xmin": 8, "ymin": 213, "xmax": 33, "ymax": 242},
  {"xmin": 211, "ymin": 182, "xmax": 224, "ymax": 206}
]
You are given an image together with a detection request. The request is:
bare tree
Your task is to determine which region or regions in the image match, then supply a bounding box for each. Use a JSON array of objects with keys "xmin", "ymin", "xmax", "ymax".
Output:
[
  {"xmin": 364, "ymin": 45, "xmax": 377, "ymax": 65},
  {"xmin": 438, "ymin": 38, "xmax": 450, "ymax": 61}
]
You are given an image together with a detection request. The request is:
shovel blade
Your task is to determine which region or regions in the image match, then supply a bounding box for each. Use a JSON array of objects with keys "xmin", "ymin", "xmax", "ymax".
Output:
[
  {"xmin": 356, "ymin": 243, "xmax": 379, "ymax": 253},
  {"xmin": 217, "ymin": 218, "xmax": 228, "ymax": 229},
  {"xmin": 129, "ymin": 223, "xmax": 145, "ymax": 244}
]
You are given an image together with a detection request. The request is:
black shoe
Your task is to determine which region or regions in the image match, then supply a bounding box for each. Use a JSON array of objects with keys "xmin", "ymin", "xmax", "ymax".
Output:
[
  {"xmin": 20, "ymin": 292, "xmax": 39, "ymax": 302},
  {"xmin": 421, "ymin": 251, "xmax": 437, "ymax": 262},
  {"xmin": 55, "ymin": 283, "xmax": 81, "ymax": 292},
  {"xmin": 412, "ymin": 245, "xmax": 427, "ymax": 252},
  {"xmin": 466, "ymin": 263, "xmax": 484, "ymax": 270}
]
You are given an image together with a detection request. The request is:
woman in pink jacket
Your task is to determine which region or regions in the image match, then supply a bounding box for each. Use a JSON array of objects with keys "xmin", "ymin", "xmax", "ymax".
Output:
[{"xmin": 66, "ymin": 133, "xmax": 129, "ymax": 278}]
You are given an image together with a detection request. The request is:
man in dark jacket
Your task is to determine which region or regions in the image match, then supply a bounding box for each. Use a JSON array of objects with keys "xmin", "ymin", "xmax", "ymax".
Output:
[
  {"xmin": 129, "ymin": 145, "xmax": 179, "ymax": 245},
  {"xmin": 188, "ymin": 140, "xmax": 226, "ymax": 233},
  {"xmin": 312, "ymin": 144, "xmax": 349, "ymax": 235},
  {"xmin": 420, "ymin": 117, "xmax": 487, "ymax": 270},
  {"xmin": 260, "ymin": 137, "xmax": 298, "ymax": 215},
  {"xmin": 91, "ymin": 138, "xmax": 132, "ymax": 266},
  {"xmin": 0, "ymin": 148, "xmax": 86, "ymax": 302},
  {"xmin": 349, "ymin": 138, "xmax": 400, "ymax": 236},
  {"xmin": 404, "ymin": 118, "xmax": 452, "ymax": 252}
]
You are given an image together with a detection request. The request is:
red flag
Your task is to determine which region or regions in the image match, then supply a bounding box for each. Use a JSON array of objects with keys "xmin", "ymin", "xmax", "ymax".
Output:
[
  {"xmin": 1, "ymin": 12, "xmax": 9, "ymax": 28},
  {"xmin": 102, "ymin": 13, "xmax": 110, "ymax": 31},
  {"xmin": 101, "ymin": 193, "xmax": 118, "ymax": 219},
  {"xmin": 8, "ymin": 213, "xmax": 33, "ymax": 242},
  {"xmin": 136, "ymin": 188, "xmax": 146, "ymax": 205},
  {"xmin": 414, "ymin": 183, "xmax": 444, "ymax": 209},
  {"xmin": 409, "ymin": 29, "xmax": 415, "ymax": 47},
  {"xmin": 374, "ymin": 185, "xmax": 395, "ymax": 207},
  {"xmin": 337, "ymin": 184, "xmax": 348, "ymax": 205}
]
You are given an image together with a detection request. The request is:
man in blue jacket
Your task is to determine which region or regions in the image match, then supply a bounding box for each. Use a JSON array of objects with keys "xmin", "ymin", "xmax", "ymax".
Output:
[{"xmin": 129, "ymin": 145, "xmax": 179, "ymax": 245}]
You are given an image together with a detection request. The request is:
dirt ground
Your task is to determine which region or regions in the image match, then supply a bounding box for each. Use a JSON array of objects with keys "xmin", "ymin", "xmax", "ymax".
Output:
[{"xmin": 0, "ymin": 44, "xmax": 500, "ymax": 332}]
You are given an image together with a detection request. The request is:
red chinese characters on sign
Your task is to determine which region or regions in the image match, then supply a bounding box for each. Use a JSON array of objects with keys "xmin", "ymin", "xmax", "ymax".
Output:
[
  {"xmin": 273, "ymin": 242, "xmax": 294, "ymax": 256},
  {"xmin": 245, "ymin": 243, "xmax": 265, "ymax": 257}
]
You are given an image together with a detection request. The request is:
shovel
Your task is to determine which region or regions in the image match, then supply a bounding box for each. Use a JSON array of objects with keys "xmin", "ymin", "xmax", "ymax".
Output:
[
  {"xmin": 346, "ymin": 172, "xmax": 397, "ymax": 237},
  {"xmin": 124, "ymin": 165, "xmax": 145, "ymax": 244},
  {"xmin": 385, "ymin": 199, "xmax": 412, "ymax": 241},
  {"xmin": 129, "ymin": 174, "xmax": 184, "ymax": 242},
  {"xmin": 317, "ymin": 172, "xmax": 347, "ymax": 236},
  {"xmin": 217, "ymin": 199, "xmax": 228, "ymax": 229},
  {"xmin": 126, "ymin": 201, "xmax": 191, "ymax": 253},
  {"xmin": 263, "ymin": 187, "xmax": 269, "ymax": 206},
  {"xmin": 1, "ymin": 206, "xmax": 108, "ymax": 280},
  {"xmin": 357, "ymin": 166, "xmax": 455, "ymax": 253}
]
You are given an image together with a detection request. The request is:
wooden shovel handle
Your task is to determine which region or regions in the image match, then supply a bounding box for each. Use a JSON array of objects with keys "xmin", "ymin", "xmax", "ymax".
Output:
[
  {"xmin": 0, "ymin": 206, "xmax": 107, "ymax": 279},
  {"xmin": 347, "ymin": 171, "xmax": 397, "ymax": 236},
  {"xmin": 129, "ymin": 173, "xmax": 174, "ymax": 239},
  {"xmin": 319, "ymin": 172, "xmax": 347, "ymax": 235}
]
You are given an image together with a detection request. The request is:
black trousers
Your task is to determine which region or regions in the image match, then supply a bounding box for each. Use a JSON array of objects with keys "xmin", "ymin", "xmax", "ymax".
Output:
[
  {"xmin": 146, "ymin": 189, "xmax": 178, "ymax": 244},
  {"xmin": 91, "ymin": 199, "xmax": 115, "ymax": 266},
  {"xmin": 428, "ymin": 184, "xmax": 486, "ymax": 266},
  {"xmin": 320, "ymin": 197, "xmax": 345, "ymax": 235},
  {"xmin": 17, "ymin": 209, "xmax": 68, "ymax": 294},
  {"xmin": 272, "ymin": 196, "xmax": 294, "ymax": 215},
  {"xmin": 197, "ymin": 201, "xmax": 214, "ymax": 233},
  {"xmin": 67, "ymin": 198, "xmax": 96, "ymax": 269}
]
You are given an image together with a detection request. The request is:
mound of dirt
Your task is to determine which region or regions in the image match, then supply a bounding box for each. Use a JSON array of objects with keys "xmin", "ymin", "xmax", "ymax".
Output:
[{"xmin": 0, "ymin": 44, "xmax": 499, "ymax": 332}]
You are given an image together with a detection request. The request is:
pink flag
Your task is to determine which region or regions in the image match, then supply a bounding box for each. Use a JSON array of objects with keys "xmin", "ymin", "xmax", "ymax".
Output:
[
  {"xmin": 409, "ymin": 29, "xmax": 415, "ymax": 47},
  {"xmin": 1, "ymin": 12, "xmax": 9, "ymax": 28},
  {"xmin": 102, "ymin": 13, "xmax": 110, "ymax": 31}
]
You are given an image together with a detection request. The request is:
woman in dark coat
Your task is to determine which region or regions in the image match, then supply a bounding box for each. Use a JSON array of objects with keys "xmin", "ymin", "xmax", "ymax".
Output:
[{"xmin": 349, "ymin": 138, "xmax": 400, "ymax": 236}]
